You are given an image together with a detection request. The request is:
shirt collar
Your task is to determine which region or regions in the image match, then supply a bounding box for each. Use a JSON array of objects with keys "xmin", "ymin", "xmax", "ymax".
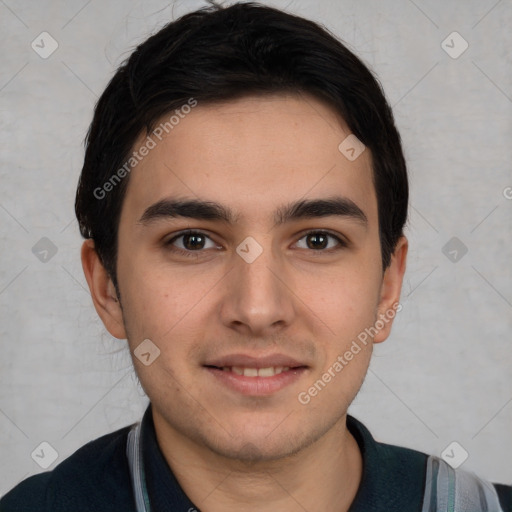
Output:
[
  {"xmin": 141, "ymin": 404, "xmax": 197, "ymax": 511},
  {"xmin": 140, "ymin": 404, "xmax": 426, "ymax": 511}
]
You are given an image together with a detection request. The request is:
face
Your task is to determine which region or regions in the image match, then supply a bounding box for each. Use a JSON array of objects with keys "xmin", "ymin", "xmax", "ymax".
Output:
[{"xmin": 85, "ymin": 93, "xmax": 406, "ymax": 462}]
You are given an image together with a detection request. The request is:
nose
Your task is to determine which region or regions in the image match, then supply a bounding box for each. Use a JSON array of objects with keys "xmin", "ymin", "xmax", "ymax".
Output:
[{"xmin": 219, "ymin": 237, "xmax": 296, "ymax": 336}]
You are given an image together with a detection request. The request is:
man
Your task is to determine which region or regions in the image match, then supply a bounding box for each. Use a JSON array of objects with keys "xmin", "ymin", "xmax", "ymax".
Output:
[{"xmin": 1, "ymin": 2, "xmax": 510, "ymax": 511}]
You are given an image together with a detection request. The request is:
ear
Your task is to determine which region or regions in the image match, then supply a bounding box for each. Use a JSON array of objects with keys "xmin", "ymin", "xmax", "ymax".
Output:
[
  {"xmin": 373, "ymin": 236, "xmax": 408, "ymax": 343},
  {"xmin": 81, "ymin": 239, "xmax": 127, "ymax": 339}
]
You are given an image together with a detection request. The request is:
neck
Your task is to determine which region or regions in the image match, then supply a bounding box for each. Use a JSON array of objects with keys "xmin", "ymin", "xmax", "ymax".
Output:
[{"xmin": 152, "ymin": 411, "xmax": 362, "ymax": 512}]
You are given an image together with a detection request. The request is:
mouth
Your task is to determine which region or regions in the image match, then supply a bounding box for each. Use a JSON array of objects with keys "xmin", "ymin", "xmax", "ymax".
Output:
[
  {"xmin": 203, "ymin": 355, "xmax": 309, "ymax": 396},
  {"xmin": 205, "ymin": 365, "xmax": 300, "ymax": 377}
]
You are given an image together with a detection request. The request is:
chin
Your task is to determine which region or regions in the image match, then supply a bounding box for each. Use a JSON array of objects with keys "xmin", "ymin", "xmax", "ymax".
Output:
[
  {"xmin": 202, "ymin": 422, "xmax": 321, "ymax": 464},
  {"xmin": 210, "ymin": 436, "xmax": 301, "ymax": 463}
]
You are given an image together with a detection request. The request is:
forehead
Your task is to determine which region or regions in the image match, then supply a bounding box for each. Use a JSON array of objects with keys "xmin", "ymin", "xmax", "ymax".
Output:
[{"xmin": 120, "ymin": 93, "xmax": 377, "ymax": 227}]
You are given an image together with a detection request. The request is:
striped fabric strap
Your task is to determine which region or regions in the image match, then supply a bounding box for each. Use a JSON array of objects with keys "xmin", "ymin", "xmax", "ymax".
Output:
[
  {"xmin": 421, "ymin": 455, "xmax": 504, "ymax": 512},
  {"xmin": 127, "ymin": 422, "xmax": 152, "ymax": 512}
]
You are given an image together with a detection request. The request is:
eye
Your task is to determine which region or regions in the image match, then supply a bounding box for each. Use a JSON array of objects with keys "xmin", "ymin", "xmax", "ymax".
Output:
[
  {"xmin": 165, "ymin": 230, "xmax": 218, "ymax": 256},
  {"xmin": 164, "ymin": 229, "xmax": 347, "ymax": 258},
  {"xmin": 294, "ymin": 231, "xmax": 346, "ymax": 251}
]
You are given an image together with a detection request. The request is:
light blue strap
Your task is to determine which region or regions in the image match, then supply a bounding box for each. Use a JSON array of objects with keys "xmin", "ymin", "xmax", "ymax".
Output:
[
  {"xmin": 127, "ymin": 422, "xmax": 152, "ymax": 512},
  {"xmin": 421, "ymin": 455, "xmax": 504, "ymax": 512}
]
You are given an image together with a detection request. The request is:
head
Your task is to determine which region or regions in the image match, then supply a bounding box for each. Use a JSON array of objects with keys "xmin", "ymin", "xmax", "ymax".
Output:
[{"xmin": 77, "ymin": 2, "xmax": 408, "ymax": 462}]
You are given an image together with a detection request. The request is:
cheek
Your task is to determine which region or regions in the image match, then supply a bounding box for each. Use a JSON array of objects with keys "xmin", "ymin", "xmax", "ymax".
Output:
[
  {"xmin": 117, "ymin": 255, "xmax": 217, "ymax": 346},
  {"xmin": 299, "ymin": 261, "xmax": 381, "ymax": 340}
]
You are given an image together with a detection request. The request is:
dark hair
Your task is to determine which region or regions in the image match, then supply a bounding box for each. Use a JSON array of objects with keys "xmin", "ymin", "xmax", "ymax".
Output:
[{"xmin": 75, "ymin": 1, "xmax": 408, "ymax": 295}]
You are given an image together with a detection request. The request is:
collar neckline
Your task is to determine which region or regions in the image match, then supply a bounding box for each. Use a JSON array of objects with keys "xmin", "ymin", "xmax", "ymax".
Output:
[{"xmin": 140, "ymin": 404, "xmax": 426, "ymax": 511}]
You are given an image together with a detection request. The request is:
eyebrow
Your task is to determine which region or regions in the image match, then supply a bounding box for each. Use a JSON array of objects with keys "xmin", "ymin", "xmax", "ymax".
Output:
[{"xmin": 138, "ymin": 196, "xmax": 368, "ymax": 227}]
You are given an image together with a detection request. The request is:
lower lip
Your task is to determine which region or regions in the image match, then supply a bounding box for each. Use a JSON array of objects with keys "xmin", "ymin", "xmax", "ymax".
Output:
[{"xmin": 204, "ymin": 367, "xmax": 307, "ymax": 396}]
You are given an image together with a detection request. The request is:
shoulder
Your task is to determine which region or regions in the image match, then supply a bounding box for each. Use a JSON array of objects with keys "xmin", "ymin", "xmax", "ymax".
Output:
[
  {"xmin": 346, "ymin": 415, "xmax": 512, "ymax": 511},
  {"xmin": 494, "ymin": 483, "xmax": 512, "ymax": 511},
  {"xmin": 422, "ymin": 455, "xmax": 512, "ymax": 511},
  {"xmin": 0, "ymin": 424, "xmax": 136, "ymax": 512}
]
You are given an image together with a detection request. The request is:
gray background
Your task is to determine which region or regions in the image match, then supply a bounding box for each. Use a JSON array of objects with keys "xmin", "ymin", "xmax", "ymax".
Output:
[{"xmin": 1, "ymin": 0, "xmax": 511, "ymax": 496}]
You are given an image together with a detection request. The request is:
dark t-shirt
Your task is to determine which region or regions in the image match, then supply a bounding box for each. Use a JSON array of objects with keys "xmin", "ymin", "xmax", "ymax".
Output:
[{"xmin": 1, "ymin": 404, "xmax": 510, "ymax": 511}]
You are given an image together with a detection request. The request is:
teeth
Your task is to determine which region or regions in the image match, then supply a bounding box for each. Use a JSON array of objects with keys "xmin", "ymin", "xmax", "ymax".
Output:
[
  {"xmin": 224, "ymin": 366, "xmax": 292, "ymax": 377},
  {"xmin": 257, "ymin": 367, "xmax": 275, "ymax": 377}
]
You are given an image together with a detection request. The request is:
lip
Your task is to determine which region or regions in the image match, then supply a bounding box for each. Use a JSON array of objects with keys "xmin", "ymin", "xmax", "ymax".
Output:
[
  {"xmin": 205, "ymin": 366, "xmax": 308, "ymax": 396},
  {"xmin": 203, "ymin": 353, "xmax": 309, "ymax": 396},
  {"xmin": 204, "ymin": 353, "xmax": 306, "ymax": 369}
]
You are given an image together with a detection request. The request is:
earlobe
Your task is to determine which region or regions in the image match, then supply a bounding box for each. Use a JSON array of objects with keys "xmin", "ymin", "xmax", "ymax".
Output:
[
  {"xmin": 373, "ymin": 236, "xmax": 408, "ymax": 344},
  {"xmin": 81, "ymin": 239, "xmax": 127, "ymax": 340}
]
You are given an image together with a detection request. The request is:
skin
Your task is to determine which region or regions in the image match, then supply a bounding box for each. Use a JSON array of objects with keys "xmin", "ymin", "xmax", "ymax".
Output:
[{"xmin": 82, "ymin": 93, "xmax": 407, "ymax": 512}]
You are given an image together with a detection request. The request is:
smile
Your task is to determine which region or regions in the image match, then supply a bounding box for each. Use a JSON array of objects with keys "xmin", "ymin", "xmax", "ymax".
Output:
[
  {"xmin": 204, "ymin": 364, "xmax": 308, "ymax": 396},
  {"xmin": 219, "ymin": 366, "xmax": 291, "ymax": 377}
]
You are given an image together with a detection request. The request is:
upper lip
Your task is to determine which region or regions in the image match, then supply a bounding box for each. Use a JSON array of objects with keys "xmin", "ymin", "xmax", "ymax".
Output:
[{"xmin": 204, "ymin": 353, "xmax": 307, "ymax": 369}]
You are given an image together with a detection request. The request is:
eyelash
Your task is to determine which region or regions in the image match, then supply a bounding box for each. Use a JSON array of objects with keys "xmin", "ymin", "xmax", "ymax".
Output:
[{"xmin": 164, "ymin": 229, "xmax": 347, "ymax": 258}]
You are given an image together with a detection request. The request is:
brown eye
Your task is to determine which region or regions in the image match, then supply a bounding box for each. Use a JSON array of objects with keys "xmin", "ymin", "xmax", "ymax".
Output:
[
  {"xmin": 165, "ymin": 230, "xmax": 218, "ymax": 256},
  {"xmin": 181, "ymin": 233, "xmax": 207, "ymax": 250},
  {"xmin": 295, "ymin": 231, "xmax": 346, "ymax": 251}
]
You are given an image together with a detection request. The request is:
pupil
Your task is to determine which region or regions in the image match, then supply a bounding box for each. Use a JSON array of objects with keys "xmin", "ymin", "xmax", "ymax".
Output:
[
  {"xmin": 308, "ymin": 233, "xmax": 327, "ymax": 250},
  {"xmin": 184, "ymin": 234, "xmax": 204, "ymax": 250}
]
